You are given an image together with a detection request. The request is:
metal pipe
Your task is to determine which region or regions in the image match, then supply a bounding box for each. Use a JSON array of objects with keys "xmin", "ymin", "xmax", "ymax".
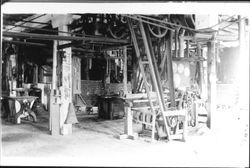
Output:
[
  {"xmin": 3, "ymin": 39, "xmax": 48, "ymax": 47},
  {"xmin": 3, "ymin": 31, "xmax": 129, "ymax": 43}
]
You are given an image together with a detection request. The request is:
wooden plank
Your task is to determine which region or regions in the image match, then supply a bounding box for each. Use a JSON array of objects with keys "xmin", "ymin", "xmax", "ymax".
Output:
[
  {"xmin": 162, "ymin": 109, "xmax": 186, "ymax": 116},
  {"xmin": 58, "ymin": 25, "xmax": 73, "ymax": 134},
  {"xmin": 0, "ymin": 38, "xmax": 2, "ymax": 115},
  {"xmin": 72, "ymin": 56, "xmax": 81, "ymax": 94},
  {"xmin": 166, "ymin": 31, "xmax": 176, "ymax": 107},
  {"xmin": 124, "ymin": 102, "xmax": 133, "ymax": 136},
  {"xmin": 175, "ymin": 28, "xmax": 179, "ymax": 58},
  {"xmin": 58, "ymin": 41, "xmax": 83, "ymax": 50},
  {"xmin": 197, "ymin": 43, "xmax": 205, "ymax": 98},
  {"xmin": 172, "ymin": 57, "xmax": 206, "ymax": 62},
  {"xmin": 50, "ymin": 40, "xmax": 58, "ymax": 131},
  {"xmin": 131, "ymin": 106, "xmax": 159, "ymax": 111},
  {"xmin": 123, "ymin": 46, "xmax": 128, "ymax": 95},
  {"xmin": 159, "ymin": 40, "xmax": 168, "ymax": 75},
  {"xmin": 52, "ymin": 40, "xmax": 57, "ymax": 90},
  {"xmin": 186, "ymin": 40, "xmax": 190, "ymax": 58},
  {"xmin": 50, "ymin": 102, "xmax": 60, "ymax": 136},
  {"xmin": 206, "ymin": 37, "xmax": 217, "ymax": 129}
]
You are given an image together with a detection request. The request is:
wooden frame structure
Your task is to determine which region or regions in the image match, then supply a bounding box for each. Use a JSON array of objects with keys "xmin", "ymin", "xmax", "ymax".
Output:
[{"xmin": 2, "ymin": 13, "xmax": 247, "ymax": 141}]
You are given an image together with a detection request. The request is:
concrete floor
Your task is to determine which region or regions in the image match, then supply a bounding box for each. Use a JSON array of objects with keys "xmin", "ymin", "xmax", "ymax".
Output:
[{"xmin": 0, "ymin": 107, "xmax": 249, "ymax": 167}]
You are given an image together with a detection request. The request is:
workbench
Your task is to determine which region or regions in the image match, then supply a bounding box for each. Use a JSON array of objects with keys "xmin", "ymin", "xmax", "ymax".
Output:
[
  {"xmin": 98, "ymin": 95, "xmax": 125, "ymax": 120},
  {"xmin": 5, "ymin": 96, "xmax": 38, "ymax": 124}
]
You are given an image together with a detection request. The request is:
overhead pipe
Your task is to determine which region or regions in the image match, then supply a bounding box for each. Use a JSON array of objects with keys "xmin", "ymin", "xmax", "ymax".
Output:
[
  {"xmin": 3, "ymin": 39, "xmax": 49, "ymax": 47},
  {"xmin": 3, "ymin": 31, "xmax": 129, "ymax": 43}
]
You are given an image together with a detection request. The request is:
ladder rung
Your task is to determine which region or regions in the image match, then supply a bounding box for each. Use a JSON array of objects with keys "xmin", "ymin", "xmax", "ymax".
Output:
[
  {"xmin": 132, "ymin": 106, "xmax": 159, "ymax": 111},
  {"xmin": 133, "ymin": 119, "xmax": 153, "ymax": 126},
  {"xmin": 162, "ymin": 109, "xmax": 186, "ymax": 117},
  {"xmin": 141, "ymin": 61, "xmax": 149, "ymax": 64},
  {"xmin": 169, "ymin": 134, "xmax": 183, "ymax": 140},
  {"xmin": 133, "ymin": 99, "xmax": 157, "ymax": 103}
]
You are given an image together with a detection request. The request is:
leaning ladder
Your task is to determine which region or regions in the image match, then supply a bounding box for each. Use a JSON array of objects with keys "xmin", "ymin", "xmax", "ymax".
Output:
[{"xmin": 128, "ymin": 18, "xmax": 172, "ymax": 141}]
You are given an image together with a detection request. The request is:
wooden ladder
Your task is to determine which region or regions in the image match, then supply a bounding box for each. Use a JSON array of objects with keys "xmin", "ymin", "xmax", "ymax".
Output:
[{"xmin": 128, "ymin": 18, "xmax": 172, "ymax": 141}]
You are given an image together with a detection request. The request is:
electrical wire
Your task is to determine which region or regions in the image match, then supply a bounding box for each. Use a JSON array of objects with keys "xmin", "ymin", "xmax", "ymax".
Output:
[
  {"xmin": 135, "ymin": 14, "xmax": 197, "ymax": 32},
  {"xmin": 202, "ymin": 15, "xmax": 236, "ymax": 30},
  {"xmin": 219, "ymin": 17, "xmax": 247, "ymax": 31},
  {"xmin": 5, "ymin": 14, "xmax": 46, "ymax": 32},
  {"xmin": 123, "ymin": 14, "xmax": 175, "ymax": 31}
]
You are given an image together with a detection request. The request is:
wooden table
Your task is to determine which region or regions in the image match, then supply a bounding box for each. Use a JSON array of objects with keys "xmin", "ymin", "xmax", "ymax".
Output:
[{"xmin": 5, "ymin": 96, "xmax": 38, "ymax": 124}]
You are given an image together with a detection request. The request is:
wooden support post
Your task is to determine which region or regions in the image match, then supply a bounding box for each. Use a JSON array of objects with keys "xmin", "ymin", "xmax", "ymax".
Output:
[
  {"xmin": 144, "ymin": 25, "xmax": 166, "ymax": 110},
  {"xmin": 186, "ymin": 40, "xmax": 189, "ymax": 58},
  {"xmin": 119, "ymin": 100, "xmax": 138, "ymax": 140},
  {"xmin": 159, "ymin": 40, "xmax": 168, "ymax": 75},
  {"xmin": 179, "ymin": 30, "xmax": 185, "ymax": 58},
  {"xmin": 50, "ymin": 40, "xmax": 58, "ymax": 131},
  {"xmin": 52, "ymin": 40, "xmax": 57, "ymax": 90},
  {"xmin": 197, "ymin": 43, "xmax": 205, "ymax": 98},
  {"xmin": 59, "ymin": 25, "xmax": 73, "ymax": 135},
  {"xmin": 123, "ymin": 46, "xmax": 128, "ymax": 95},
  {"xmin": 166, "ymin": 31, "xmax": 176, "ymax": 107},
  {"xmin": 175, "ymin": 28, "xmax": 179, "ymax": 58},
  {"xmin": 0, "ymin": 39, "xmax": 2, "ymax": 115},
  {"xmin": 207, "ymin": 37, "xmax": 216, "ymax": 129},
  {"xmin": 179, "ymin": 36, "xmax": 184, "ymax": 58}
]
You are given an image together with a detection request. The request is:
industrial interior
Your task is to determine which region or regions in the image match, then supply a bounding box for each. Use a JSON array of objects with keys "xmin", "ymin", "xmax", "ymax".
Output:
[{"xmin": 1, "ymin": 13, "xmax": 249, "ymax": 166}]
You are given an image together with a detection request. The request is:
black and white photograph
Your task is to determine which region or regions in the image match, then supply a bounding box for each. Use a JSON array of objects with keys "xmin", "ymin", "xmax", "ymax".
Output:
[{"xmin": 0, "ymin": 1, "xmax": 249, "ymax": 167}]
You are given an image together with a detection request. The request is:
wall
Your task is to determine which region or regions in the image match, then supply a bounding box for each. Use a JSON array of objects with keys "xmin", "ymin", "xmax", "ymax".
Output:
[
  {"xmin": 80, "ymin": 80, "xmax": 131, "ymax": 106},
  {"xmin": 81, "ymin": 80, "xmax": 104, "ymax": 106}
]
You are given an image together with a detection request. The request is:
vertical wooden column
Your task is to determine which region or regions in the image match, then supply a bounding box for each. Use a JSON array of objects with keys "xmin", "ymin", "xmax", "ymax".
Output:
[
  {"xmin": 186, "ymin": 40, "xmax": 189, "ymax": 58},
  {"xmin": 207, "ymin": 38, "xmax": 217, "ymax": 129},
  {"xmin": 0, "ymin": 41, "xmax": 2, "ymax": 114},
  {"xmin": 175, "ymin": 28, "xmax": 179, "ymax": 58},
  {"xmin": 197, "ymin": 43, "xmax": 205, "ymax": 98},
  {"xmin": 166, "ymin": 31, "xmax": 176, "ymax": 107},
  {"xmin": 49, "ymin": 40, "xmax": 58, "ymax": 132},
  {"xmin": 123, "ymin": 46, "xmax": 128, "ymax": 95},
  {"xmin": 52, "ymin": 40, "xmax": 58, "ymax": 90},
  {"xmin": 58, "ymin": 25, "xmax": 73, "ymax": 135}
]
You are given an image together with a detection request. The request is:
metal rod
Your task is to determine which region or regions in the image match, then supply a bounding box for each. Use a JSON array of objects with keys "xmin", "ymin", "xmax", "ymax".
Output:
[
  {"xmin": 3, "ymin": 39, "xmax": 48, "ymax": 47},
  {"xmin": 3, "ymin": 31, "xmax": 129, "ymax": 43},
  {"xmin": 20, "ymin": 20, "xmax": 50, "ymax": 25}
]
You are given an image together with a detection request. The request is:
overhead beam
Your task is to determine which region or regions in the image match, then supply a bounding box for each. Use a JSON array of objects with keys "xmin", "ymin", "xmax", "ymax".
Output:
[
  {"xmin": 206, "ymin": 37, "xmax": 217, "ymax": 129},
  {"xmin": 58, "ymin": 41, "xmax": 83, "ymax": 50},
  {"xmin": 72, "ymin": 47, "xmax": 96, "ymax": 53},
  {"xmin": 3, "ymin": 31, "xmax": 129, "ymax": 44},
  {"xmin": 3, "ymin": 39, "xmax": 49, "ymax": 47}
]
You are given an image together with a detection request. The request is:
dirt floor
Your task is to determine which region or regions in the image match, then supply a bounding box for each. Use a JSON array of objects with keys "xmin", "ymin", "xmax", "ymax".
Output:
[{"xmin": 0, "ymin": 107, "xmax": 249, "ymax": 167}]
